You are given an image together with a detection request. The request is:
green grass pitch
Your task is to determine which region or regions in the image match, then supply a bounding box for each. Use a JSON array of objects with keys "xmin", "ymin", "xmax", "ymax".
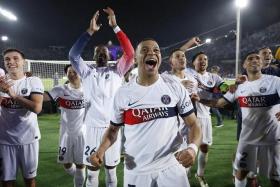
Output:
[{"xmin": 14, "ymin": 114, "xmax": 270, "ymax": 187}]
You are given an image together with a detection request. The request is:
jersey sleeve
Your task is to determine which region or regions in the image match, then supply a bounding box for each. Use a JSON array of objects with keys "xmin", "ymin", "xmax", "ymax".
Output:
[
  {"xmin": 30, "ymin": 77, "xmax": 44, "ymax": 94},
  {"xmin": 69, "ymin": 32, "xmax": 92, "ymax": 79},
  {"xmin": 176, "ymin": 82, "xmax": 195, "ymax": 117},
  {"xmin": 47, "ymin": 86, "xmax": 63, "ymax": 101},
  {"xmin": 114, "ymin": 27, "xmax": 135, "ymax": 76},
  {"xmin": 275, "ymin": 76, "xmax": 280, "ymax": 97},
  {"xmin": 110, "ymin": 89, "xmax": 125, "ymax": 126},
  {"xmin": 223, "ymin": 90, "xmax": 236, "ymax": 103}
]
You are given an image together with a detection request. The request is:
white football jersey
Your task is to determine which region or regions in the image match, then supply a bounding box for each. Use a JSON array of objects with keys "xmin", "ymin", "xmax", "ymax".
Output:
[
  {"xmin": 188, "ymin": 71, "xmax": 223, "ymax": 117},
  {"xmin": 224, "ymin": 74, "xmax": 280, "ymax": 145},
  {"xmin": 74, "ymin": 65, "xmax": 124, "ymax": 128},
  {"xmin": 47, "ymin": 84, "xmax": 85, "ymax": 135},
  {"xmin": 0, "ymin": 76, "xmax": 44, "ymax": 145},
  {"xmin": 111, "ymin": 74, "xmax": 194, "ymax": 174}
]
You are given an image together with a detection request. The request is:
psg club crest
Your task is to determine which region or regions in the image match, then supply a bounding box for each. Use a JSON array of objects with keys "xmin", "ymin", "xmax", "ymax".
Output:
[
  {"xmin": 259, "ymin": 87, "xmax": 267, "ymax": 93},
  {"xmin": 21, "ymin": 88, "xmax": 28, "ymax": 94},
  {"xmin": 105, "ymin": 74, "xmax": 110, "ymax": 79},
  {"xmin": 207, "ymin": 81, "xmax": 213, "ymax": 86},
  {"xmin": 161, "ymin": 95, "xmax": 171, "ymax": 105}
]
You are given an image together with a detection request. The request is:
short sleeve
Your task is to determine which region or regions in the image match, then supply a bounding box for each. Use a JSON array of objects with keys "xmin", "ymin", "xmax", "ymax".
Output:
[
  {"xmin": 48, "ymin": 86, "xmax": 64, "ymax": 101},
  {"xmin": 30, "ymin": 77, "xmax": 44, "ymax": 94},
  {"xmin": 176, "ymin": 83, "xmax": 195, "ymax": 117},
  {"xmin": 223, "ymin": 91, "xmax": 236, "ymax": 103}
]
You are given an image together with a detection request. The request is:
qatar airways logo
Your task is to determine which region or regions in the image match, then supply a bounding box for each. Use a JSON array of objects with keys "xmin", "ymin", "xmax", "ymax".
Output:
[
  {"xmin": 239, "ymin": 96, "xmax": 267, "ymax": 107},
  {"xmin": 58, "ymin": 98, "xmax": 85, "ymax": 109},
  {"xmin": 124, "ymin": 107, "xmax": 177, "ymax": 125},
  {"xmin": 132, "ymin": 107, "xmax": 169, "ymax": 121},
  {"xmin": 1, "ymin": 97, "xmax": 23, "ymax": 109}
]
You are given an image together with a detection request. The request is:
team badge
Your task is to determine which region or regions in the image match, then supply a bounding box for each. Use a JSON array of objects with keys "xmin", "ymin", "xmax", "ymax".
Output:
[
  {"xmin": 259, "ymin": 87, "xmax": 267, "ymax": 93},
  {"xmin": 207, "ymin": 81, "xmax": 212, "ymax": 86},
  {"xmin": 161, "ymin": 95, "xmax": 171, "ymax": 105},
  {"xmin": 21, "ymin": 88, "xmax": 28, "ymax": 94},
  {"xmin": 105, "ymin": 74, "xmax": 110, "ymax": 79}
]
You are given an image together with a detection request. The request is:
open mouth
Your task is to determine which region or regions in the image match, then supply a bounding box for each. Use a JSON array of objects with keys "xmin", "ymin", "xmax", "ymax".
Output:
[{"xmin": 145, "ymin": 59, "xmax": 157, "ymax": 70}]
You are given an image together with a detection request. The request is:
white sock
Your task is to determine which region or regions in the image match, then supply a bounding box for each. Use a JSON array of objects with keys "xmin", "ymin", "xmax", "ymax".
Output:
[
  {"xmin": 86, "ymin": 169, "xmax": 99, "ymax": 187},
  {"xmin": 64, "ymin": 165, "xmax": 76, "ymax": 176},
  {"xmin": 247, "ymin": 171, "xmax": 256, "ymax": 179},
  {"xmin": 235, "ymin": 177, "xmax": 247, "ymax": 187},
  {"xmin": 197, "ymin": 151, "xmax": 208, "ymax": 176},
  {"xmin": 105, "ymin": 168, "xmax": 117, "ymax": 187},
  {"xmin": 74, "ymin": 168, "xmax": 85, "ymax": 187}
]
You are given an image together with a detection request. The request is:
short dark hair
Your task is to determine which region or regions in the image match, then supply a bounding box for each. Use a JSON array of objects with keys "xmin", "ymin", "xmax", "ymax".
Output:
[
  {"xmin": 136, "ymin": 38, "xmax": 158, "ymax": 48},
  {"xmin": 258, "ymin": 46, "xmax": 271, "ymax": 52},
  {"xmin": 242, "ymin": 51, "xmax": 258, "ymax": 62},
  {"xmin": 2, "ymin": 48, "xmax": 25, "ymax": 59},
  {"xmin": 191, "ymin": 51, "xmax": 205, "ymax": 63},
  {"xmin": 64, "ymin": 64, "xmax": 72, "ymax": 74},
  {"xmin": 169, "ymin": 48, "xmax": 185, "ymax": 57}
]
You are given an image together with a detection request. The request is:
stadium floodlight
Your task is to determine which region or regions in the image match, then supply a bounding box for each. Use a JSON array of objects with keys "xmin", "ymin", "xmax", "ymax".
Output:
[
  {"xmin": 1, "ymin": 35, "xmax": 8, "ymax": 41},
  {"xmin": 235, "ymin": 0, "xmax": 248, "ymax": 8},
  {"xmin": 205, "ymin": 38, "xmax": 212, "ymax": 44},
  {"xmin": 234, "ymin": 0, "xmax": 249, "ymax": 77},
  {"xmin": 0, "ymin": 6, "xmax": 17, "ymax": 21}
]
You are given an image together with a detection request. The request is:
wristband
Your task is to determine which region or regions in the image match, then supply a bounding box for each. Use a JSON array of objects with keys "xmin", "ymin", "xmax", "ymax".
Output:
[
  {"xmin": 113, "ymin": 26, "xmax": 121, "ymax": 33},
  {"xmin": 187, "ymin": 143, "xmax": 198, "ymax": 155}
]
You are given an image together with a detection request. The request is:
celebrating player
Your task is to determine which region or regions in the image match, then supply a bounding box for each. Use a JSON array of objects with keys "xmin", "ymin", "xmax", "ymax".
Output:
[
  {"xmin": 0, "ymin": 48, "xmax": 44, "ymax": 187},
  {"xmin": 43, "ymin": 64, "xmax": 86, "ymax": 187},
  {"xmin": 69, "ymin": 7, "xmax": 134, "ymax": 187},
  {"xmin": 200, "ymin": 52, "xmax": 280, "ymax": 187},
  {"xmin": 90, "ymin": 38, "xmax": 201, "ymax": 187}
]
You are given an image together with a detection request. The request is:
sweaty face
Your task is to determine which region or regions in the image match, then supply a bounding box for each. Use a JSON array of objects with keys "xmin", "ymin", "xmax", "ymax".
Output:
[
  {"xmin": 170, "ymin": 50, "xmax": 187, "ymax": 71},
  {"xmin": 66, "ymin": 66, "xmax": 80, "ymax": 82},
  {"xmin": 4, "ymin": 51, "xmax": 25, "ymax": 74},
  {"xmin": 136, "ymin": 40, "xmax": 161, "ymax": 77},
  {"xmin": 243, "ymin": 54, "xmax": 262, "ymax": 73},
  {"xmin": 259, "ymin": 48, "xmax": 273, "ymax": 67},
  {"xmin": 94, "ymin": 46, "xmax": 110, "ymax": 67},
  {"xmin": 193, "ymin": 54, "xmax": 208, "ymax": 73}
]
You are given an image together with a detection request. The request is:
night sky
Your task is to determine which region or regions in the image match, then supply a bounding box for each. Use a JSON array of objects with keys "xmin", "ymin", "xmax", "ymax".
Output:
[{"xmin": 1, "ymin": 0, "xmax": 280, "ymax": 49}]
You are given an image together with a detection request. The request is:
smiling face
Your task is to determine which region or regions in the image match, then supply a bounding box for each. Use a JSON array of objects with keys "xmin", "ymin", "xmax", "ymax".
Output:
[
  {"xmin": 66, "ymin": 66, "xmax": 80, "ymax": 83},
  {"xmin": 243, "ymin": 53, "xmax": 262, "ymax": 74},
  {"xmin": 193, "ymin": 53, "xmax": 208, "ymax": 73},
  {"xmin": 170, "ymin": 50, "xmax": 187, "ymax": 71},
  {"xmin": 4, "ymin": 51, "xmax": 25, "ymax": 75},
  {"xmin": 135, "ymin": 39, "xmax": 161, "ymax": 78}
]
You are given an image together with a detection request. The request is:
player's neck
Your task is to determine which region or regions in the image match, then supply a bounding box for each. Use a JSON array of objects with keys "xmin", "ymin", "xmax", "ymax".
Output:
[
  {"xmin": 247, "ymin": 71, "xmax": 262, "ymax": 81},
  {"xmin": 171, "ymin": 69, "xmax": 185, "ymax": 79},
  {"xmin": 69, "ymin": 80, "xmax": 81, "ymax": 89},
  {"xmin": 8, "ymin": 72, "xmax": 25, "ymax": 80},
  {"xmin": 197, "ymin": 70, "xmax": 206, "ymax": 75},
  {"xmin": 137, "ymin": 74, "xmax": 159, "ymax": 86}
]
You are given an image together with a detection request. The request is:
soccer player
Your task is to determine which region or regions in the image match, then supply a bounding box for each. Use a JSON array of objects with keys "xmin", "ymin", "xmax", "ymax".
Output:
[
  {"xmin": 259, "ymin": 46, "xmax": 280, "ymax": 76},
  {"xmin": 0, "ymin": 48, "xmax": 44, "ymax": 187},
  {"xmin": 200, "ymin": 52, "xmax": 280, "ymax": 187},
  {"xmin": 89, "ymin": 38, "xmax": 201, "ymax": 187},
  {"xmin": 69, "ymin": 7, "xmax": 134, "ymax": 187},
  {"xmin": 43, "ymin": 64, "xmax": 85, "ymax": 187},
  {"xmin": 190, "ymin": 52, "xmax": 225, "ymax": 187}
]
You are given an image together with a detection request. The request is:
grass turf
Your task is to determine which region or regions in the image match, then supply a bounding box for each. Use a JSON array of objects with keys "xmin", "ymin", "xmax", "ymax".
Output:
[{"xmin": 14, "ymin": 114, "xmax": 270, "ymax": 187}]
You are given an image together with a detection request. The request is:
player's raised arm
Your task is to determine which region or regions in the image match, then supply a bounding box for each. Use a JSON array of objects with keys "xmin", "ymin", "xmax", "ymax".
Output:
[
  {"xmin": 69, "ymin": 10, "xmax": 102, "ymax": 78},
  {"xmin": 103, "ymin": 7, "xmax": 135, "ymax": 76},
  {"xmin": 180, "ymin": 37, "xmax": 201, "ymax": 52}
]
